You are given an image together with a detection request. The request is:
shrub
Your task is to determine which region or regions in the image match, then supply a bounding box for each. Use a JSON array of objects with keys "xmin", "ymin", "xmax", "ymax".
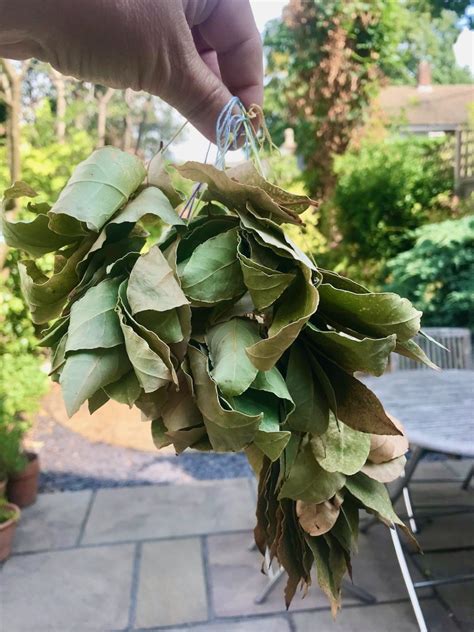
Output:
[
  {"xmin": 331, "ymin": 134, "xmax": 455, "ymax": 262},
  {"xmin": 385, "ymin": 215, "xmax": 474, "ymax": 329}
]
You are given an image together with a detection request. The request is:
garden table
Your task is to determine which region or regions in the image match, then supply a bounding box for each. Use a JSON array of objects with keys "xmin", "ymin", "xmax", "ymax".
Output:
[{"xmin": 363, "ymin": 369, "xmax": 474, "ymax": 632}]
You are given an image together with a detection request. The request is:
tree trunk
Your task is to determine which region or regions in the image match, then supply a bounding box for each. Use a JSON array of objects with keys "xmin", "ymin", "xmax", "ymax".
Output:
[
  {"xmin": 1, "ymin": 60, "xmax": 22, "ymax": 185},
  {"xmin": 122, "ymin": 89, "xmax": 134, "ymax": 152},
  {"xmin": 135, "ymin": 94, "xmax": 153, "ymax": 155},
  {"xmin": 96, "ymin": 87, "xmax": 115, "ymax": 147},
  {"xmin": 50, "ymin": 69, "xmax": 67, "ymax": 143}
]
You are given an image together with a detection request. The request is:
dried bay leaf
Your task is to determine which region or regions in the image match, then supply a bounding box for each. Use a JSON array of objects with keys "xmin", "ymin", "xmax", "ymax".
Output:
[
  {"xmin": 180, "ymin": 227, "xmax": 245, "ymax": 303},
  {"xmin": 49, "ymin": 146, "xmax": 146, "ymax": 232},
  {"xmin": 60, "ymin": 346, "xmax": 131, "ymax": 416},
  {"xmin": 316, "ymin": 356, "xmax": 402, "ymax": 436},
  {"xmin": 316, "ymin": 413, "xmax": 371, "ymax": 476},
  {"xmin": 318, "ymin": 283, "xmax": 421, "ymax": 343},
  {"xmin": 127, "ymin": 245, "xmax": 189, "ymax": 315},
  {"xmin": 279, "ymin": 443, "xmax": 346, "ymax": 504},
  {"xmin": 206, "ymin": 317, "xmax": 261, "ymax": 397},
  {"xmin": 286, "ymin": 343, "xmax": 329, "ymax": 435},
  {"xmin": 238, "ymin": 242, "xmax": 295, "ymax": 310},
  {"xmin": 246, "ymin": 264, "xmax": 319, "ymax": 371},
  {"xmin": 296, "ymin": 497, "xmax": 342, "ymax": 537},
  {"xmin": 188, "ymin": 346, "xmax": 262, "ymax": 452},
  {"xmin": 305, "ymin": 323, "xmax": 396, "ymax": 377},
  {"xmin": 368, "ymin": 416, "xmax": 409, "ymax": 464},
  {"xmin": 361, "ymin": 455, "xmax": 407, "ymax": 483},
  {"xmin": 66, "ymin": 278, "xmax": 123, "ymax": 352}
]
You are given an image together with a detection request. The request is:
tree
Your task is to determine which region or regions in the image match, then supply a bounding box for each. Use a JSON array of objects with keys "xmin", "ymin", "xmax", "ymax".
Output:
[
  {"xmin": 264, "ymin": 0, "xmax": 401, "ymax": 197},
  {"xmin": 381, "ymin": 6, "xmax": 473, "ymax": 85}
]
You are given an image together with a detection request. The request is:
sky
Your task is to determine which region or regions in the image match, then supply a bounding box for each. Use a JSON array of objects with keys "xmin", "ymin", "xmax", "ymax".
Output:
[{"xmin": 171, "ymin": 0, "xmax": 474, "ymax": 163}]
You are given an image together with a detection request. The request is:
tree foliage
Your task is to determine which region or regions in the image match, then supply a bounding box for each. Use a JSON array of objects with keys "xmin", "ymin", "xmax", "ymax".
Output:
[
  {"xmin": 264, "ymin": 0, "xmax": 402, "ymax": 196},
  {"xmin": 381, "ymin": 6, "xmax": 473, "ymax": 84},
  {"xmin": 385, "ymin": 215, "xmax": 474, "ymax": 328}
]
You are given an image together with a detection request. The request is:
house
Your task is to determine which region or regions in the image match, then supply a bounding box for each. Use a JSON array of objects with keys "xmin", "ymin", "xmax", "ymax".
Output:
[
  {"xmin": 378, "ymin": 61, "xmax": 473, "ymax": 135},
  {"xmin": 378, "ymin": 62, "xmax": 473, "ymax": 196}
]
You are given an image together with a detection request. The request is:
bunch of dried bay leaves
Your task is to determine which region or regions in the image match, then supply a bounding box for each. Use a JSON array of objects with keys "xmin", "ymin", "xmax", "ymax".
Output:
[{"xmin": 2, "ymin": 146, "xmax": 432, "ymax": 612}]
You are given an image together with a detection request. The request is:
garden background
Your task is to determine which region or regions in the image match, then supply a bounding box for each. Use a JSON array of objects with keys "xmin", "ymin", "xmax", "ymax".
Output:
[{"xmin": 0, "ymin": 0, "xmax": 473, "ymax": 484}]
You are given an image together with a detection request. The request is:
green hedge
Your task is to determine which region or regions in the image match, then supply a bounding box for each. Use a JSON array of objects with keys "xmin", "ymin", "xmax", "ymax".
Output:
[{"xmin": 385, "ymin": 215, "xmax": 474, "ymax": 329}]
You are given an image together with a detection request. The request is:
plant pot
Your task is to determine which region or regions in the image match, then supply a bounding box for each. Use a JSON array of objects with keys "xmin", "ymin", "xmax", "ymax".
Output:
[
  {"xmin": 7, "ymin": 452, "xmax": 40, "ymax": 508},
  {"xmin": 0, "ymin": 503, "xmax": 20, "ymax": 562},
  {"xmin": 0, "ymin": 479, "xmax": 6, "ymax": 499}
]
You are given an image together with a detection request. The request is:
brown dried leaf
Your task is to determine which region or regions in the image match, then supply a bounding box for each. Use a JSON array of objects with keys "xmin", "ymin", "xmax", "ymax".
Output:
[
  {"xmin": 296, "ymin": 497, "xmax": 342, "ymax": 536},
  {"xmin": 368, "ymin": 415, "xmax": 409, "ymax": 464}
]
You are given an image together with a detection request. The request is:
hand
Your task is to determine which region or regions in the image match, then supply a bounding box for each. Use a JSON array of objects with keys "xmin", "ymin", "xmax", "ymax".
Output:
[{"xmin": 0, "ymin": 0, "xmax": 263, "ymax": 141}]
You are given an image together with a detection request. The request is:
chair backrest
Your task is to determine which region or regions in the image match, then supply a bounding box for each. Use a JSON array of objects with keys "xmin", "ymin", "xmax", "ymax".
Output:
[{"xmin": 391, "ymin": 327, "xmax": 472, "ymax": 371}]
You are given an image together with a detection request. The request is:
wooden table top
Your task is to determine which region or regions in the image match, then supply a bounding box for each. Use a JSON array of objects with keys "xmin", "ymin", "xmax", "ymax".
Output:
[{"xmin": 363, "ymin": 370, "xmax": 474, "ymax": 457}]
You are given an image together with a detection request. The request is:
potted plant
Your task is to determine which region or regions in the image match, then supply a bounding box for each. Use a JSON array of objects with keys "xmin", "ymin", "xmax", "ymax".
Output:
[
  {"xmin": 0, "ymin": 499, "xmax": 21, "ymax": 562},
  {"xmin": 0, "ymin": 353, "xmax": 47, "ymax": 507}
]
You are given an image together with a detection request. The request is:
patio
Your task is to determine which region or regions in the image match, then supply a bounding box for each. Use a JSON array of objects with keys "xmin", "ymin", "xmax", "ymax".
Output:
[{"xmin": 1, "ymin": 458, "xmax": 472, "ymax": 632}]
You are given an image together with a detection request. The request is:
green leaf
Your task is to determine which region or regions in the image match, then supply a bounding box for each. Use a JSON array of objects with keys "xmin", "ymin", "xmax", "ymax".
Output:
[
  {"xmin": 177, "ymin": 215, "xmax": 238, "ymax": 262},
  {"xmin": 161, "ymin": 371, "xmax": 203, "ymax": 432},
  {"xmin": 106, "ymin": 185, "xmax": 184, "ymax": 228},
  {"xmin": 18, "ymin": 235, "xmax": 96, "ymax": 324},
  {"xmin": 238, "ymin": 242, "xmax": 295, "ymax": 310},
  {"xmin": 279, "ymin": 443, "xmax": 346, "ymax": 503},
  {"xmin": 318, "ymin": 284, "xmax": 421, "ymax": 342},
  {"xmin": 151, "ymin": 419, "xmax": 173, "ymax": 449},
  {"xmin": 103, "ymin": 371, "xmax": 141, "ymax": 407},
  {"xmin": 238, "ymin": 209, "xmax": 317, "ymax": 271},
  {"xmin": 66, "ymin": 278, "xmax": 123, "ymax": 352},
  {"xmin": 345, "ymin": 473, "xmax": 405, "ymax": 530},
  {"xmin": 395, "ymin": 339, "xmax": 439, "ymax": 370},
  {"xmin": 286, "ymin": 343, "xmax": 329, "ymax": 435},
  {"xmin": 316, "ymin": 356, "xmax": 402, "ymax": 436},
  {"xmin": 116, "ymin": 299, "xmax": 172, "ymax": 393},
  {"xmin": 230, "ymin": 389, "xmax": 290, "ymax": 461},
  {"xmin": 315, "ymin": 413, "xmax": 371, "ymax": 476},
  {"xmin": 136, "ymin": 309, "xmax": 183, "ymax": 345},
  {"xmin": 1, "ymin": 212, "xmax": 77, "ymax": 257},
  {"xmin": 48, "ymin": 147, "xmax": 146, "ymax": 232},
  {"xmin": 251, "ymin": 366, "xmax": 294, "ymax": 410},
  {"xmin": 305, "ymin": 323, "xmax": 396, "ymax": 377},
  {"xmin": 118, "ymin": 281, "xmax": 178, "ymax": 384},
  {"xmin": 60, "ymin": 346, "xmax": 131, "ymax": 416},
  {"xmin": 88, "ymin": 389, "xmax": 110, "ymax": 415},
  {"xmin": 304, "ymin": 535, "xmax": 343, "ymax": 616},
  {"xmin": 246, "ymin": 264, "xmax": 319, "ymax": 371},
  {"xmin": 206, "ymin": 318, "xmax": 261, "ymax": 397},
  {"xmin": 127, "ymin": 245, "xmax": 189, "ymax": 314},
  {"xmin": 180, "ymin": 227, "xmax": 245, "ymax": 303},
  {"xmin": 38, "ymin": 316, "xmax": 70, "ymax": 348},
  {"xmin": 188, "ymin": 346, "xmax": 262, "ymax": 452}
]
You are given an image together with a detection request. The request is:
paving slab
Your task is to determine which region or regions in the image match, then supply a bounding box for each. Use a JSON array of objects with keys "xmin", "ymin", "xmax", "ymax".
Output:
[
  {"xmin": 444, "ymin": 458, "xmax": 474, "ymax": 480},
  {"xmin": 166, "ymin": 617, "xmax": 291, "ymax": 632},
  {"xmin": 206, "ymin": 531, "xmax": 342, "ymax": 617},
  {"xmin": 82, "ymin": 479, "xmax": 255, "ymax": 544},
  {"xmin": 0, "ymin": 544, "xmax": 134, "ymax": 631},
  {"xmin": 135, "ymin": 538, "xmax": 207, "ymax": 628},
  {"xmin": 291, "ymin": 599, "xmax": 459, "ymax": 632},
  {"xmin": 419, "ymin": 551, "xmax": 474, "ymax": 632},
  {"xmin": 207, "ymin": 527, "xmax": 424, "ymax": 618},
  {"xmin": 12, "ymin": 490, "xmax": 91, "ymax": 553}
]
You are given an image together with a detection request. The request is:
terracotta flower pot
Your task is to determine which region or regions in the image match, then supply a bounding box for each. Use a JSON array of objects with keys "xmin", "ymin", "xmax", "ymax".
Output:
[
  {"xmin": 7, "ymin": 452, "xmax": 40, "ymax": 508},
  {"xmin": 0, "ymin": 479, "xmax": 6, "ymax": 499},
  {"xmin": 0, "ymin": 502, "xmax": 20, "ymax": 562}
]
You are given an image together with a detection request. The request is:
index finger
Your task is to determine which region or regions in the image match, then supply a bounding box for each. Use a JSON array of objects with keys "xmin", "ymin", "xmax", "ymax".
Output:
[{"xmin": 197, "ymin": 0, "xmax": 263, "ymax": 110}]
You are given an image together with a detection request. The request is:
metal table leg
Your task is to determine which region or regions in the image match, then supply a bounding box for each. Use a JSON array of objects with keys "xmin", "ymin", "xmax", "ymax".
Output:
[{"xmin": 390, "ymin": 526, "xmax": 428, "ymax": 632}]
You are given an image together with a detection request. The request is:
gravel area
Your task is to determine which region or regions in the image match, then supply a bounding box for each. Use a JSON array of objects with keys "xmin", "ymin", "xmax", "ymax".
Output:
[{"xmin": 33, "ymin": 415, "xmax": 253, "ymax": 493}]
